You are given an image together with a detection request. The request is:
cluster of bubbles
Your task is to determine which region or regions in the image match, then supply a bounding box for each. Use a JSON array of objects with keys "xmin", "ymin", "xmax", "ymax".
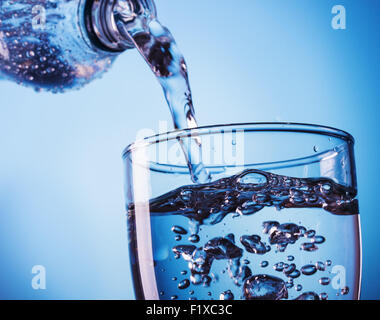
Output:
[
  {"xmin": 170, "ymin": 218, "xmax": 346, "ymax": 300},
  {"xmin": 149, "ymin": 169, "xmax": 358, "ymax": 231},
  {"xmin": 262, "ymin": 220, "xmax": 326, "ymax": 253},
  {"xmin": 143, "ymin": 169, "xmax": 358, "ymax": 300}
]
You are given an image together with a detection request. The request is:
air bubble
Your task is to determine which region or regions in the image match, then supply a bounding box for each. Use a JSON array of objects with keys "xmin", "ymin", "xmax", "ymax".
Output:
[
  {"xmin": 315, "ymin": 261, "xmax": 326, "ymax": 271},
  {"xmin": 288, "ymin": 269, "xmax": 301, "ymax": 279},
  {"xmin": 178, "ymin": 279, "xmax": 190, "ymax": 290},
  {"xmin": 312, "ymin": 235, "xmax": 325, "ymax": 244},
  {"xmin": 305, "ymin": 230, "xmax": 316, "ymax": 238},
  {"xmin": 284, "ymin": 263, "xmax": 296, "ymax": 277},
  {"xmin": 295, "ymin": 291, "xmax": 320, "ymax": 300},
  {"xmin": 237, "ymin": 171, "xmax": 268, "ymax": 186},
  {"xmin": 262, "ymin": 221, "xmax": 279, "ymax": 234},
  {"xmin": 180, "ymin": 189, "xmax": 193, "ymax": 201},
  {"xmin": 341, "ymin": 286, "xmax": 349, "ymax": 295},
  {"xmin": 172, "ymin": 225, "xmax": 187, "ymax": 235},
  {"xmin": 240, "ymin": 234, "xmax": 268, "ymax": 255},
  {"xmin": 220, "ymin": 290, "xmax": 234, "ymax": 300},
  {"xmin": 274, "ymin": 262, "xmax": 285, "ymax": 272},
  {"xmin": 301, "ymin": 264, "xmax": 317, "ymax": 276},
  {"xmin": 319, "ymin": 277, "xmax": 330, "ymax": 286},
  {"xmin": 321, "ymin": 183, "xmax": 332, "ymax": 194},
  {"xmin": 243, "ymin": 275, "xmax": 288, "ymax": 300},
  {"xmin": 189, "ymin": 234, "xmax": 200, "ymax": 243},
  {"xmin": 301, "ymin": 242, "xmax": 318, "ymax": 252},
  {"xmin": 319, "ymin": 292, "xmax": 328, "ymax": 300}
]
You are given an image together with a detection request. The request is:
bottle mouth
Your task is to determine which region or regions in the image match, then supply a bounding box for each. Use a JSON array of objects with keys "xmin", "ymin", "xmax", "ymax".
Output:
[{"xmin": 84, "ymin": 0, "xmax": 157, "ymax": 52}]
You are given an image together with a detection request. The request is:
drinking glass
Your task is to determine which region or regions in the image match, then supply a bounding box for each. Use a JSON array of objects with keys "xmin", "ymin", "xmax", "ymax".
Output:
[{"xmin": 123, "ymin": 123, "xmax": 361, "ymax": 300}]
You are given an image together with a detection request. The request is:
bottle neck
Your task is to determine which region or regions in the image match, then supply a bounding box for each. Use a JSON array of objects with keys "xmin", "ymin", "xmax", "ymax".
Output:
[{"xmin": 85, "ymin": 0, "xmax": 157, "ymax": 52}]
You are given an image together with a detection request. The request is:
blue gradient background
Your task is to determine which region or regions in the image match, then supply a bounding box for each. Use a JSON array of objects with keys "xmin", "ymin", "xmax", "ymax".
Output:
[{"xmin": 0, "ymin": 0, "xmax": 378, "ymax": 299}]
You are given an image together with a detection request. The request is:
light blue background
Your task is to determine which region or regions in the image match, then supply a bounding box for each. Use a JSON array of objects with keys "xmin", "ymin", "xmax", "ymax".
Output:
[{"xmin": 0, "ymin": 0, "xmax": 378, "ymax": 299}]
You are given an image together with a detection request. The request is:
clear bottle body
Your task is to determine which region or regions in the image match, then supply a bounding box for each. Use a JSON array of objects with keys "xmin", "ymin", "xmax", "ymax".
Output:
[{"xmin": 0, "ymin": 0, "xmax": 155, "ymax": 92}]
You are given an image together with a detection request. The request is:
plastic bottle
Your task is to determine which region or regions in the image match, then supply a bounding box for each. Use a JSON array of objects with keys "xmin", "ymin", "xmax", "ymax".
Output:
[{"xmin": 0, "ymin": 0, "xmax": 156, "ymax": 92}]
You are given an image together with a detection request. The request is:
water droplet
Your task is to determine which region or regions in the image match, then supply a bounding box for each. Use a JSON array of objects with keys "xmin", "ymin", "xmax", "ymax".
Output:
[
  {"xmin": 274, "ymin": 262, "xmax": 285, "ymax": 272},
  {"xmin": 313, "ymin": 146, "xmax": 319, "ymax": 153},
  {"xmin": 190, "ymin": 273, "xmax": 202, "ymax": 285},
  {"xmin": 236, "ymin": 201, "xmax": 263, "ymax": 216},
  {"xmin": 301, "ymin": 242, "xmax": 318, "ymax": 252},
  {"xmin": 220, "ymin": 290, "xmax": 234, "ymax": 300},
  {"xmin": 315, "ymin": 261, "xmax": 326, "ymax": 271},
  {"xmin": 295, "ymin": 284, "xmax": 303, "ymax": 291},
  {"xmin": 243, "ymin": 274, "xmax": 288, "ymax": 300},
  {"xmin": 175, "ymin": 235, "xmax": 182, "ymax": 241},
  {"xmin": 312, "ymin": 235, "xmax": 325, "ymax": 244},
  {"xmin": 240, "ymin": 234, "xmax": 268, "ymax": 254},
  {"xmin": 287, "ymin": 269, "xmax": 301, "ymax": 279},
  {"xmin": 321, "ymin": 183, "xmax": 332, "ymax": 194},
  {"xmin": 295, "ymin": 292, "xmax": 320, "ymax": 300},
  {"xmin": 202, "ymin": 275, "xmax": 212, "ymax": 287},
  {"xmin": 269, "ymin": 223, "xmax": 303, "ymax": 251},
  {"xmin": 260, "ymin": 261, "xmax": 269, "ymax": 268},
  {"xmin": 188, "ymin": 234, "xmax": 200, "ymax": 243},
  {"xmin": 171, "ymin": 225, "xmax": 187, "ymax": 235},
  {"xmin": 190, "ymin": 248, "xmax": 214, "ymax": 275},
  {"xmin": 301, "ymin": 264, "xmax": 317, "ymax": 276},
  {"xmin": 237, "ymin": 170, "xmax": 268, "ymax": 186},
  {"xmin": 341, "ymin": 286, "xmax": 349, "ymax": 295},
  {"xmin": 262, "ymin": 221, "xmax": 279, "ymax": 234},
  {"xmin": 284, "ymin": 263, "xmax": 296, "ymax": 277},
  {"xmin": 225, "ymin": 233, "xmax": 235, "ymax": 243},
  {"xmin": 319, "ymin": 277, "xmax": 330, "ymax": 286},
  {"xmin": 305, "ymin": 230, "xmax": 316, "ymax": 238},
  {"xmin": 180, "ymin": 189, "xmax": 193, "ymax": 202},
  {"xmin": 204, "ymin": 236, "xmax": 243, "ymax": 260},
  {"xmin": 319, "ymin": 292, "xmax": 328, "ymax": 300},
  {"xmin": 178, "ymin": 279, "xmax": 190, "ymax": 289},
  {"xmin": 287, "ymin": 255, "xmax": 295, "ymax": 262},
  {"xmin": 172, "ymin": 245, "xmax": 196, "ymax": 262},
  {"xmin": 325, "ymin": 260, "xmax": 332, "ymax": 266},
  {"xmin": 171, "ymin": 295, "xmax": 178, "ymax": 300}
]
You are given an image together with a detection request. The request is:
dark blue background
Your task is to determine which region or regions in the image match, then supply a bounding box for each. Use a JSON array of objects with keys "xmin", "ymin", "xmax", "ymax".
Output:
[{"xmin": 0, "ymin": 0, "xmax": 378, "ymax": 299}]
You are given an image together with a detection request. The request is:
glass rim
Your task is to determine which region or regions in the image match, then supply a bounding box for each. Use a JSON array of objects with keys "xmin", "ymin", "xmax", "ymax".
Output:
[{"xmin": 122, "ymin": 122, "xmax": 354, "ymax": 158}]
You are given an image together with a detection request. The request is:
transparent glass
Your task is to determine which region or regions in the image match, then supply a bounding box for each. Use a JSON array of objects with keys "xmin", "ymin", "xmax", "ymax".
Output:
[{"xmin": 123, "ymin": 123, "xmax": 361, "ymax": 300}]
